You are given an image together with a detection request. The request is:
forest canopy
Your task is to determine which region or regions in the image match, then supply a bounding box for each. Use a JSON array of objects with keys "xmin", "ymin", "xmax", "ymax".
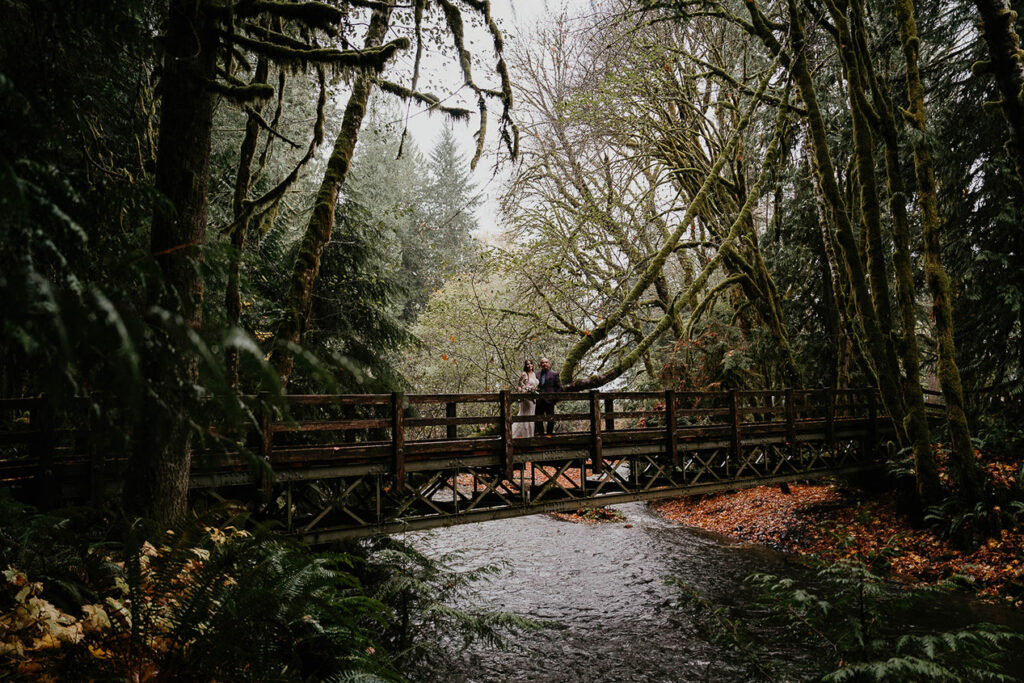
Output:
[{"xmin": 1, "ymin": 0, "xmax": 1022, "ymax": 521}]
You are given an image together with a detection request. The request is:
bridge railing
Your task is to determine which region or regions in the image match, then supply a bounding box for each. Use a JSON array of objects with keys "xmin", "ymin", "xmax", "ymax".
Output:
[
  {"xmin": 254, "ymin": 388, "xmax": 886, "ymax": 488},
  {"xmin": 0, "ymin": 387, "xmax": 890, "ymax": 504}
]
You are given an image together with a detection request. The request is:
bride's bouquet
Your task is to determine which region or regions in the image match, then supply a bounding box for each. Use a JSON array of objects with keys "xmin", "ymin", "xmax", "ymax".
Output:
[{"xmin": 518, "ymin": 373, "xmax": 539, "ymax": 395}]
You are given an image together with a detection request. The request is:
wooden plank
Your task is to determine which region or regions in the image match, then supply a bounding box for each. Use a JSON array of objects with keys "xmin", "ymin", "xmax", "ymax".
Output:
[
  {"xmin": 0, "ymin": 431, "xmax": 42, "ymax": 446},
  {"xmin": 406, "ymin": 393, "xmax": 497, "ymax": 404},
  {"xmin": 285, "ymin": 394, "xmax": 391, "ymax": 406},
  {"xmin": 523, "ymin": 391, "xmax": 591, "ymax": 402},
  {"xmin": 446, "ymin": 402, "xmax": 457, "ymax": 440},
  {"xmin": 867, "ymin": 390, "xmax": 878, "ymax": 451},
  {"xmin": 0, "ymin": 397, "xmax": 42, "ymax": 411},
  {"xmin": 272, "ymin": 419, "xmax": 389, "ymax": 432},
  {"xmin": 512, "ymin": 413, "xmax": 590, "ymax": 423},
  {"xmin": 406, "ymin": 416, "xmax": 499, "ymax": 428},
  {"xmin": 785, "ymin": 388, "xmax": 796, "ymax": 455},
  {"xmin": 604, "ymin": 398, "xmax": 615, "ymax": 431},
  {"xmin": 675, "ymin": 407, "xmax": 731, "ymax": 417},
  {"xmin": 665, "ymin": 390, "xmax": 678, "ymax": 470},
  {"xmin": 590, "ymin": 391, "xmax": 604, "ymax": 473},
  {"xmin": 604, "ymin": 410, "xmax": 664, "ymax": 420},
  {"xmin": 392, "ymin": 393, "xmax": 405, "ymax": 489},
  {"xmin": 598, "ymin": 391, "xmax": 665, "ymax": 400},
  {"xmin": 258, "ymin": 393, "xmax": 273, "ymax": 502},
  {"xmin": 825, "ymin": 388, "xmax": 835, "ymax": 448}
]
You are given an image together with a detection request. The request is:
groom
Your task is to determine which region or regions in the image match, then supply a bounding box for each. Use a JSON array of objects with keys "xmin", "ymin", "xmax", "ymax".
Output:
[{"xmin": 535, "ymin": 357, "xmax": 562, "ymax": 435}]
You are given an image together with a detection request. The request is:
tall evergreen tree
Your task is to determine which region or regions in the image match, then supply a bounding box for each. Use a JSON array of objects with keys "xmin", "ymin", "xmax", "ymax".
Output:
[{"xmin": 421, "ymin": 126, "xmax": 482, "ymax": 276}]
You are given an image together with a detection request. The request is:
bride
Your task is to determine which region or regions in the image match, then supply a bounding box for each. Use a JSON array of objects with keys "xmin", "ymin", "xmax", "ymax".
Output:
[{"xmin": 511, "ymin": 359, "xmax": 539, "ymax": 438}]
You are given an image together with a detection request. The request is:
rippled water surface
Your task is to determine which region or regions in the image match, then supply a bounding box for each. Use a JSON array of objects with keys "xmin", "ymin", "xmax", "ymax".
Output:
[{"xmin": 402, "ymin": 503, "xmax": 1024, "ymax": 682}]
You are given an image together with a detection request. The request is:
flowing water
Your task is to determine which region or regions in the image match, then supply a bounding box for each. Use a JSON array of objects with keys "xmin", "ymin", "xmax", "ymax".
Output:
[{"xmin": 402, "ymin": 502, "xmax": 1024, "ymax": 682}]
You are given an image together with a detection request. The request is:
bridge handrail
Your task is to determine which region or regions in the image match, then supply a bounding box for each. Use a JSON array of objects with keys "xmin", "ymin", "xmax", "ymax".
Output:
[{"xmin": 0, "ymin": 387, "xmax": 889, "ymax": 505}]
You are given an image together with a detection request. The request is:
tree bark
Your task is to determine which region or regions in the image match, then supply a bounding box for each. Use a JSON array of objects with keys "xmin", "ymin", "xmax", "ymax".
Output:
[
  {"xmin": 894, "ymin": 0, "xmax": 986, "ymax": 504},
  {"xmin": 124, "ymin": 0, "xmax": 219, "ymax": 523}
]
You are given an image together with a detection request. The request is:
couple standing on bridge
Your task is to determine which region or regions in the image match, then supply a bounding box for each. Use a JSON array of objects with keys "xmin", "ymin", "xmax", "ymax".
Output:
[{"xmin": 511, "ymin": 358, "xmax": 562, "ymax": 438}]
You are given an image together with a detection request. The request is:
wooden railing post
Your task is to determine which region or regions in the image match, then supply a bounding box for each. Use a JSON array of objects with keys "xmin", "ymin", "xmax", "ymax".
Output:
[
  {"xmin": 392, "ymin": 392, "xmax": 405, "ymax": 490},
  {"xmin": 31, "ymin": 398, "xmax": 55, "ymax": 509},
  {"xmin": 784, "ymin": 388, "xmax": 796, "ymax": 457},
  {"xmin": 728, "ymin": 389, "xmax": 740, "ymax": 462},
  {"xmin": 604, "ymin": 397, "xmax": 615, "ymax": 432},
  {"xmin": 665, "ymin": 389, "xmax": 678, "ymax": 470},
  {"xmin": 446, "ymin": 402, "xmax": 457, "ymax": 440},
  {"xmin": 88, "ymin": 403, "xmax": 106, "ymax": 507},
  {"xmin": 500, "ymin": 390, "xmax": 513, "ymax": 480},
  {"xmin": 825, "ymin": 387, "xmax": 835, "ymax": 449},
  {"xmin": 590, "ymin": 391, "xmax": 604, "ymax": 474},
  {"xmin": 257, "ymin": 392, "xmax": 274, "ymax": 502},
  {"xmin": 867, "ymin": 389, "xmax": 878, "ymax": 454}
]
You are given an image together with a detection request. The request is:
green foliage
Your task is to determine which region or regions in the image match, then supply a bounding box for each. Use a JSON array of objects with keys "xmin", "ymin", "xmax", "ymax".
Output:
[{"xmin": 743, "ymin": 560, "xmax": 1022, "ymax": 681}]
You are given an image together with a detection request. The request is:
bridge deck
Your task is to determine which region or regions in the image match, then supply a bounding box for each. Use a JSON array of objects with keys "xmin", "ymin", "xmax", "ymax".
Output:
[{"xmin": 1, "ymin": 389, "xmax": 896, "ymax": 543}]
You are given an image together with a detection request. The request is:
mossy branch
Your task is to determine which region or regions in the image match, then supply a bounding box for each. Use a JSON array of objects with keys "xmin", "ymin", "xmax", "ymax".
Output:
[
  {"xmin": 229, "ymin": 32, "xmax": 409, "ymax": 70},
  {"xmin": 375, "ymin": 78, "xmax": 472, "ymax": 121},
  {"xmin": 566, "ymin": 77, "xmax": 792, "ymax": 391},
  {"xmin": 686, "ymin": 274, "xmax": 747, "ymax": 338},
  {"xmin": 561, "ymin": 62, "xmax": 779, "ymax": 384},
  {"xmin": 204, "ymin": 79, "xmax": 275, "ymax": 104},
  {"xmin": 235, "ymin": 0, "xmax": 341, "ymax": 34}
]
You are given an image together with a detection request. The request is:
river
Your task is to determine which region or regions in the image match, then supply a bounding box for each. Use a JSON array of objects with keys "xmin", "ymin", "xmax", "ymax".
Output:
[{"xmin": 403, "ymin": 502, "xmax": 1024, "ymax": 682}]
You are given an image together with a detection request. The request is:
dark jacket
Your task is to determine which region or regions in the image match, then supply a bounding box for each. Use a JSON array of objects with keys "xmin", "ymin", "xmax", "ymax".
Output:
[{"xmin": 536, "ymin": 368, "xmax": 562, "ymax": 396}]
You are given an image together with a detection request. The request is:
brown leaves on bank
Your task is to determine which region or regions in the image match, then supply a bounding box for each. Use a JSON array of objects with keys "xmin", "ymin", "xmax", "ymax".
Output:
[{"xmin": 652, "ymin": 479, "xmax": 1024, "ymax": 608}]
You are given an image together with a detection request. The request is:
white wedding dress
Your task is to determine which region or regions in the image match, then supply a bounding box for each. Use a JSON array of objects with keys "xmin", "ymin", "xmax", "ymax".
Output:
[{"xmin": 511, "ymin": 371, "xmax": 539, "ymax": 438}]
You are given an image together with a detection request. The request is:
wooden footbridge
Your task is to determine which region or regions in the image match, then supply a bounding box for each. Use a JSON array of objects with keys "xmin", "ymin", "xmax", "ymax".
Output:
[{"xmin": 0, "ymin": 388, "xmax": 897, "ymax": 544}]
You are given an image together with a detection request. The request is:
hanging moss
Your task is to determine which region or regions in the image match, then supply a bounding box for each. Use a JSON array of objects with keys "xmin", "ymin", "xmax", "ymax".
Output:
[
  {"xmin": 847, "ymin": 0, "xmax": 941, "ymax": 506},
  {"xmin": 744, "ymin": 0, "xmax": 908, "ymax": 444},
  {"xmin": 235, "ymin": 0, "xmax": 342, "ymax": 34},
  {"xmin": 566, "ymin": 73, "xmax": 788, "ymax": 389}
]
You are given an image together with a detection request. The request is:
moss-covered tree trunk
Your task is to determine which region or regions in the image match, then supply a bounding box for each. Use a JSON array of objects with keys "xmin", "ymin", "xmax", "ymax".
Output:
[
  {"xmin": 124, "ymin": 0, "xmax": 219, "ymax": 523},
  {"xmin": 826, "ymin": 1, "xmax": 903, "ymax": 396},
  {"xmin": 745, "ymin": 0, "xmax": 908, "ymax": 443},
  {"xmin": 973, "ymin": 0, "xmax": 1024, "ymax": 192},
  {"xmin": 848, "ymin": 0, "xmax": 942, "ymax": 505},
  {"xmin": 226, "ymin": 56, "xmax": 269, "ymax": 387},
  {"xmin": 894, "ymin": 0, "xmax": 986, "ymax": 505},
  {"xmin": 269, "ymin": 8, "xmax": 394, "ymax": 387}
]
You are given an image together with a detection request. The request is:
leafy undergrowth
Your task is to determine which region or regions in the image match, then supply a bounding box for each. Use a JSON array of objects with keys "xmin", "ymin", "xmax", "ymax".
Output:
[{"xmin": 652, "ymin": 479, "xmax": 1024, "ymax": 608}]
